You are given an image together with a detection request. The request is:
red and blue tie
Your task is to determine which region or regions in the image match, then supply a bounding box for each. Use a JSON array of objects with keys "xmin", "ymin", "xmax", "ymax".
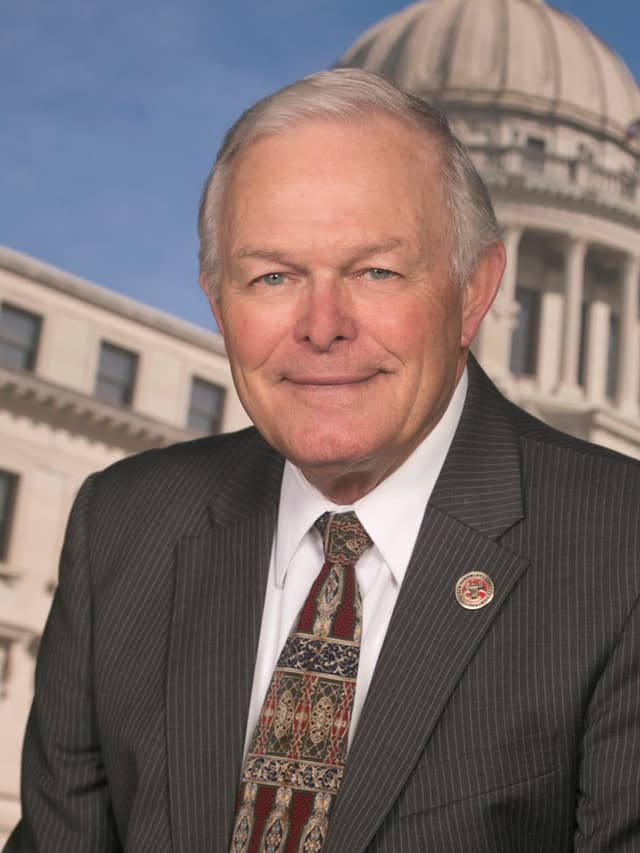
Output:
[{"xmin": 230, "ymin": 511, "xmax": 372, "ymax": 853}]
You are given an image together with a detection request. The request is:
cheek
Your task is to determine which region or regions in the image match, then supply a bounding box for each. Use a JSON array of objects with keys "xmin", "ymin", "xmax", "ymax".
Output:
[
  {"xmin": 218, "ymin": 301, "xmax": 278, "ymax": 370},
  {"xmin": 372, "ymin": 296, "xmax": 460, "ymax": 363}
]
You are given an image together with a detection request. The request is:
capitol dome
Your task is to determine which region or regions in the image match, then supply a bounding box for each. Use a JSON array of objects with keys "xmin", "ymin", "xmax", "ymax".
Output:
[{"xmin": 339, "ymin": 0, "xmax": 640, "ymax": 143}]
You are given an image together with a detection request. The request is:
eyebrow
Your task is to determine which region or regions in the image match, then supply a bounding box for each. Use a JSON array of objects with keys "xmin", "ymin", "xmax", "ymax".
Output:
[
  {"xmin": 233, "ymin": 239, "xmax": 406, "ymax": 265},
  {"xmin": 234, "ymin": 248, "xmax": 290, "ymax": 261}
]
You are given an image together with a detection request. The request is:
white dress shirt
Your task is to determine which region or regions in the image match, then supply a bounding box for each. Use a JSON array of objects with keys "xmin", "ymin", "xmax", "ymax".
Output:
[{"xmin": 243, "ymin": 370, "xmax": 468, "ymax": 755}]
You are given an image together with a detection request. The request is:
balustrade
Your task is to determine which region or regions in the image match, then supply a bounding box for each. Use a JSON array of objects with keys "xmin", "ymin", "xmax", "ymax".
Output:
[{"xmin": 467, "ymin": 144, "xmax": 639, "ymax": 210}]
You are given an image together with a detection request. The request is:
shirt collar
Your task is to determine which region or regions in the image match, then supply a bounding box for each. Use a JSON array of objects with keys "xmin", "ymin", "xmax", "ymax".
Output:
[{"xmin": 274, "ymin": 369, "xmax": 468, "ymax": 587}]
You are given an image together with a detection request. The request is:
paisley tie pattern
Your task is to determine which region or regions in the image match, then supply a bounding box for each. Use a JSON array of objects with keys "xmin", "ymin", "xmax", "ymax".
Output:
[{"xmin": 229, "ymin": 511, "xmax": 372, "ymax": 853}]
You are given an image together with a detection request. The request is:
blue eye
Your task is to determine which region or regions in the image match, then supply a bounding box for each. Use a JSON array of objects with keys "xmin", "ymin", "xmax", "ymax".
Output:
[
  {"xmin": 367, "ymin": 268, "xmax": 393, "ymax": 280},
  {"xmin": 259, "ymin": 273, "xmax": 286, "ymax": 286}
]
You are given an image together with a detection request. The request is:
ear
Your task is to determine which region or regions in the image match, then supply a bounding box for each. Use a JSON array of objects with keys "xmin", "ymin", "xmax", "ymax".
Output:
[
  {"xmin": 460, "ymin": 240, "xmax": 506, "ymax": 348},
  {"xmin": 200, "ymin": 271, "xmax": 225, "ymax": 336}
]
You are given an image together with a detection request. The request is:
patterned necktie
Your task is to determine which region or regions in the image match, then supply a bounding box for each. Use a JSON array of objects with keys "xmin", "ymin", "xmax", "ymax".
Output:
[{"xmin": 230, "ymin": 511, "xmax": 372, "ymax": 853}]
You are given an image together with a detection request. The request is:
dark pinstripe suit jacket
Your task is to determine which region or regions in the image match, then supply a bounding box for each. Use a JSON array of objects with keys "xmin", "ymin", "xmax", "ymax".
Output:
[{"xmin": 6, "ymin": 357, "xmax": 640, "ymax": 852}]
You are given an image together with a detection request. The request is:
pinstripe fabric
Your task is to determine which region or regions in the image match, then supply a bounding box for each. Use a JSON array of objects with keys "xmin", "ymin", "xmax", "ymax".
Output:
[
  {"xmin": 324, "ymin": 361, "xmax": 640, "ymax": 852},
  {"xmin": 5, "ymin": 429, "xmax": 284, "ymax": 853},
  {"xmin": 5, "ymin": 356, "xmax": 640, "ymax": 852}
]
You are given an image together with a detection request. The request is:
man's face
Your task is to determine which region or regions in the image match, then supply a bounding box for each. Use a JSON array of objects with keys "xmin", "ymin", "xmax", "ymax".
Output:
[{"xmin": 207, "ymin": 115, "xmax": 502, "ymax": 502}]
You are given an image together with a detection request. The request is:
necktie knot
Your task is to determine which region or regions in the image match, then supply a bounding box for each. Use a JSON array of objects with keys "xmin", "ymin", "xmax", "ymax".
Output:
[{"xmin": 315, "ymin": 511, "xmax": 372, "ymax": 563}]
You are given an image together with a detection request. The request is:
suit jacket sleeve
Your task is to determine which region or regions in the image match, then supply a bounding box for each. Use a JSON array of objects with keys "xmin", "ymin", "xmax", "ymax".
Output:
[
  {"xmin": 574, "ymin": 592, "xmax": 640, "ymax": 851},
  {"xmin": 4, "ymin": 475, "xmax": 123, "ymax": 852}
]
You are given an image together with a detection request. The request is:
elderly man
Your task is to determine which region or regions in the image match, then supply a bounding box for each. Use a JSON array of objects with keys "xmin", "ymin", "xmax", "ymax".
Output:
[{"xmin": 5, "ymin": 70, "xmax": 640, "ymax": 852}]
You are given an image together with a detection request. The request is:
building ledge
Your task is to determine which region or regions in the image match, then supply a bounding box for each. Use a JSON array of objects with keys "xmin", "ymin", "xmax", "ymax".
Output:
[
  {"xmin": 505, "ymin": 383, "xmax": 640, "ymax": 454},
  {"xmin": 592, "ymin": 407, "xmax": 640, "ymax": 445},
  {"xmin": 0, "ymin": 365, "xmax": 197, "ymax": 453},
  {"xmin": 469, "ymin": 145, "xmax": 640, "ymax": 226},
  {"xmin": 0, "ymin": 245, "xmax": 226, "ymax": 355}
]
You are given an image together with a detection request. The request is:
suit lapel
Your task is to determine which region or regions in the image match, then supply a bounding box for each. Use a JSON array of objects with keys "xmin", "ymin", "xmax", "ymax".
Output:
[
  {"xmin": 326, "ymin": 510, "xmax": 529, "ymax": 850},
  {"xmin": 326, "ymin": 357, "xmax": 531, "ymax": 851},
  {"xmin": 166, "ymin": 436, "xmax": 284, "ymax": 852}
]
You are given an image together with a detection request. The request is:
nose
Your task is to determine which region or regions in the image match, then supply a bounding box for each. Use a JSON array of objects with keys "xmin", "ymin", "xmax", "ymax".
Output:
[{"xmin": 294, "ymin": 278, "xmax": 357, "ymax": 350}]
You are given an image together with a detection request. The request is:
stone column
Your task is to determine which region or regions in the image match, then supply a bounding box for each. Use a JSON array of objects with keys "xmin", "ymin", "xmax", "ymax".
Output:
[
  {"xmin": 557, "ymin": 236, "xmax": 587, "ymax": 397},
  {"xmin": 536, "ymin": 290, "xmax": 564, "ymax": 393},
  {"xmin": 475, "ymin": 226, "xmax": 522, "ymax": 379},
  {"xmin": 500, "ymin": 226, "xmax": 523, "ymax": 306},
  {"xmin": 583, "ymin": 299, "xmax": 611, "ymax": 405},
  {"xmin": 615, "ymin": 253, "xmax": 640, "ymax": 414}
]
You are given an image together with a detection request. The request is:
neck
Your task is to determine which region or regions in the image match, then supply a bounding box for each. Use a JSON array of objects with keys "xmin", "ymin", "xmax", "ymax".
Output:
[
  {"xmin": 307, "ymin": 472, "xmax": 380, "ymax": 505},
  {"xmin": 301, "ymin": 451, "xmax": 410, "ymax": 505}
]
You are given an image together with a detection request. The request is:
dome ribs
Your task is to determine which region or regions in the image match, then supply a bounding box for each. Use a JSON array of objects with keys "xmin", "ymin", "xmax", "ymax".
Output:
[
  {"xmin": 496, "ymin": 0, "xmax": 510, "ymax": 98},
  {"xmin": 434, "ymin": 0, "xmax": 467, "ymax": 92},
  {"xmin": 528, "ymin": 0, "xmax": 562, "ymax": 115},
  {"xmin": 337, "ymin": 0, "xmax": 640, "ymax": 146},
  {"xmin": 565, "ymin": 12, "xmax": 608, "ymax": 131}
]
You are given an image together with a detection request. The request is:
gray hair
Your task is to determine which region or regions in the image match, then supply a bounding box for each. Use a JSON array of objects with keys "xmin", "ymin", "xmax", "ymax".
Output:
[{"xmin": 198, "ymin": 68, "xmax": 498, "ymax": 296}]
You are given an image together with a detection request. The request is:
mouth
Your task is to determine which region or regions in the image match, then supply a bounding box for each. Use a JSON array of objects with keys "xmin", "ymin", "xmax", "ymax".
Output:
[{"xmin": 283, "ymin": 372, "xmax": 381, "ymax": 387}]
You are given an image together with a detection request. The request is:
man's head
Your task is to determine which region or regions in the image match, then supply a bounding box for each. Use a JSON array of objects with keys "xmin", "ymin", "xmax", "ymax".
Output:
[
  {"xmin": 199, "ymin": 69, "xmax": 505, "ymax": 503},
  {"xmin": 199, "ymin": 69, "xmax": 499, "ymax": 298}
]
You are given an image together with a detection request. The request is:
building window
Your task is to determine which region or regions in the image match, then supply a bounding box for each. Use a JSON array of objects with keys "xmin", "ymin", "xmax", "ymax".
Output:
[
  {"xmin": 577, "ymin": 142, "xmax": 593, "ymax": 162},
  {"xmin": 0, "ymin": 634, "xmax": 13, "ymax": 696},
  {"xmin": 620, "ymin": 176, "xmax": 636, "ymax": 200},
  {"xmin": 526, "ymin": 136, "xmax": 545, "ymax": 152},
  {"xmin": 0, "ymin": 303, "xmax": 41, "ymax": 371},
  {"xmin": 95, "ymin": 341, "xmax": 138, "ymax": 406},
  {"xmin": 606, "ymin": 315, "xmax": 619, "ymax": 399},
  {"xmin": 0, "ymin": 470, "xmax": 18, "ymax": 561},
  {"xmin": 188, "ymin": 377, "xmax": 225, "ymax": 434},
  {"xmin": 524, "ymin": 136, "xmax": 545, "ymax": 173},
  {"xmin": 0, "ymin": 629, "xmax": 35, "ymax": 698},
  {"xmin": 578, "ymin": 301, "xmax": 588, "ymax": 389},
  {"xmin": 510, "ymin": 287, "xmax": 540, "ymax": 376}
]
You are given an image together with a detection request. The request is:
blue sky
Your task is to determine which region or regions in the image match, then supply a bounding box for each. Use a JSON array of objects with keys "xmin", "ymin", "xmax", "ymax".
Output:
[{"xmin": 2, "ymin": 0, "xmax": 639, "ymax": 331}]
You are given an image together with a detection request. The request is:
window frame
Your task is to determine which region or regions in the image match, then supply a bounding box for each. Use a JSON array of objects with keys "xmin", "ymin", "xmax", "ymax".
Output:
[
  {"xmin": 187, "ymin": 376, "xmax": 226, "ymax": 435},
  {"xmin": 510, "ymin": 286, "xmax": 541, "ymax": 377},
  {"xmin": 0, "ymin": 469, "xmax": 18, "ymax": 562},
  {"xmin": 0, "ymin": 302, "xmax": 42, "ymax": 372},
  {"xmin": 606, "ymin": 314, "xmax": 619, "ymax": 400},
  {"xmin": 95, "ymin": 340, "xmax": 139, "ymax": 407}
]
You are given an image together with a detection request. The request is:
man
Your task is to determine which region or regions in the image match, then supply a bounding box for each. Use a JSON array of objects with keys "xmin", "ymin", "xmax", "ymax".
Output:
[{"xmin": 5, "ymin": 69, "xmax": 640, "ymax": 852}]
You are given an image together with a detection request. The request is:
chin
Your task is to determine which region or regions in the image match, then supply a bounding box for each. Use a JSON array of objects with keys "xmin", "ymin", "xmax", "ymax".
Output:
[{"xmin": 285, "ymin": 439, "xmax": 380, "ymax": 475}]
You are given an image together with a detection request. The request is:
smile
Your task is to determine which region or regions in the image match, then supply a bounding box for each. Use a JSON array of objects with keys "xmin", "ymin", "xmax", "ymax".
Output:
[{"xmin": 283, "ymin": 373, "xmax": 380, "ymax": 387}]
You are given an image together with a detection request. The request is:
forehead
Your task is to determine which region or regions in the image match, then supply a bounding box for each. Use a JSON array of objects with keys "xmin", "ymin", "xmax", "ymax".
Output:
[{"xmin": 222, "ymin": 114, "xmax": 446, "ymax": 250}]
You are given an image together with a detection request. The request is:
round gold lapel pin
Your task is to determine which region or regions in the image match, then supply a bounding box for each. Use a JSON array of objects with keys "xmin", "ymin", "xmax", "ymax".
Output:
[{"xmin": 455, "ymin": 571, "xmax": 495, "ymax": 610}]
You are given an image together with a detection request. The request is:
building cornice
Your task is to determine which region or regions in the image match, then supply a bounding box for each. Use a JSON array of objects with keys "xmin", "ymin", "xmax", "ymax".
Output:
[
  {"xmin": 468, "ymin": 145, "xmax": 640, "ymax": 228},
  {"xmin": 0, "ymin": 365, "xmax": 197, "ymax": 453},
  {"xmin": 592, "ymin": 408, "xmax": 640, "ymax": 445},
  {"xmin": 0, "ymin": 245, "xmax": 227, "ymax": 356},
  {"xmin": 504, "ymin": 384, "xmax": 640, "ymax": 451}
]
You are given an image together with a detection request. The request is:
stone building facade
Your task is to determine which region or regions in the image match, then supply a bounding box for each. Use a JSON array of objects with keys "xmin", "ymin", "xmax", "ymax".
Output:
[{"xmin": 0, "ymin": 246, "xmax": 249, "ymax": 840}]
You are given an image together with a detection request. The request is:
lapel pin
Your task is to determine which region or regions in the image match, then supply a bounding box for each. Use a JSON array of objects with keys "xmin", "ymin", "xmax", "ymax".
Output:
[{"xmin": 455, "ymin": 571, "xmax": 495, "ymax": 610}]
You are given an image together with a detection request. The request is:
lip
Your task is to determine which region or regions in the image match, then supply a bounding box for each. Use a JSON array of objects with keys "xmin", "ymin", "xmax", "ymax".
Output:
[{"xmin": 283, "ymin": 373, "xmax": 379, "ymax": 386}]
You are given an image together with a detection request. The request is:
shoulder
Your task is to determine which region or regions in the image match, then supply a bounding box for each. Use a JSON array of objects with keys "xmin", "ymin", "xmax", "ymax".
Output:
[
  {"xmin": 506, "ymin": 398, "xmax": 640, "ymax": 503},
  {"xmin": 96, "ymin": 425, "xmax": 274, "ymax": 486},
  {"xmin": 495, "ymin": 397, "xmax": 640, "ymax": 579},
  {"xmin": 77, "ymin": 426, "xmax": 283, "ymax": 541},
  {"xmin": 468, "ymin": 356, "xmax": 640, "ymax": 496},
  {"xmin": 457, "ymin": 359, "xmax": 640, "ymax": 559}
]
